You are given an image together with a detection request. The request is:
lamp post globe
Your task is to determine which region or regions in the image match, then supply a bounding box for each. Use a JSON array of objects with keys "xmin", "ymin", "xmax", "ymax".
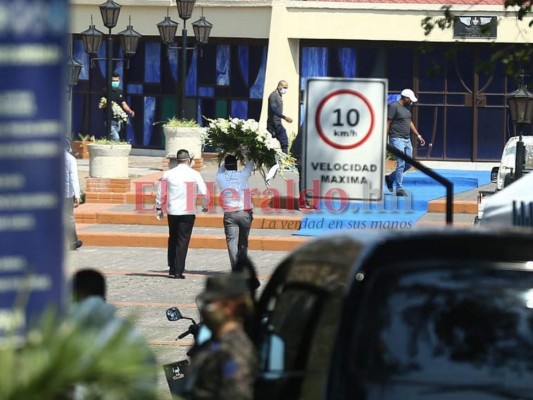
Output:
[
  {"xmin": 192, "ymin": 16, "xmax": 213, "ymax": 45},
  {"xmin": 506, "ymin": 85, "xmax": 533, "ymax": 127},
  {"xmin": 67, "ymin": 51, "xmax": 83, "ymax": 101},
  {"xmin": 67, "ymin": 54, "xmax": 83, "ymax": 88},
  {"xmin": 506, "ymin": 74, "xmax": 533, "ymax": 180},
  {"xmin": 118, "ymin": 20, "xmax": 141, "ymax": 58},
  {"xmin": 176, "ymin": 0, "xmax": 196, "ymax": 20},
  {"xmin": 157, "ymin": 16, "xmax": 179, "ymax": 46},
  {"xmin": 99, "ymin": 0, "xmax": 121, "ymax": 30},
  {"xmin": 80, "ymin": 21, "xmax": 104, "ymax": 55}
]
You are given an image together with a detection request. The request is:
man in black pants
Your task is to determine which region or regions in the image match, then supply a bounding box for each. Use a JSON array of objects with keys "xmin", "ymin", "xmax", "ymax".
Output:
[
  {"xmin": 267, "ymin": 80, "xmax": 293, "ymax": 153},
  {"xmin": 156, "ymin": 149, "xmax": 209, "ymax": 279}
]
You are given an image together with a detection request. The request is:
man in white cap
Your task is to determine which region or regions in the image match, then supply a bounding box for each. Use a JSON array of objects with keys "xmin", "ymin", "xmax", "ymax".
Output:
[{"xmin": 385, "ymin": 88, "xmax": 426, "ymax": 196}]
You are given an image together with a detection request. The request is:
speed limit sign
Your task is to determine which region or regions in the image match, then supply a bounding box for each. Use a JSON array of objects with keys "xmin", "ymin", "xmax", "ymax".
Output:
[{"xmin": 303, "ymin": 78, "xmax": 387, "ymax": 201}]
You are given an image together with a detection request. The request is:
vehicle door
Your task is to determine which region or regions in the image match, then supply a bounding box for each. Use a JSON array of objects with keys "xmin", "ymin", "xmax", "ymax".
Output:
[
  {"xmin": 327, "ymin": 232, "xmax": 533, "ymax": 400},
  {"xmin": 253, "ymin": 236, "xmax": 364, "ymax": 400}
]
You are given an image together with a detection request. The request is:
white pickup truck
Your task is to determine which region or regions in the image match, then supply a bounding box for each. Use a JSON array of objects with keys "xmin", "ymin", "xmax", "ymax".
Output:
[
  {"xmin": 478, "ymin": 171, "xmax": 533, "ymax": 226},
  {"xmin": 493, "ymin": 135, "xmax": 533, "ymax": 190},
  {"xmin": 475, "ymin": 135, "xmax": 533, "ymax": 225}
]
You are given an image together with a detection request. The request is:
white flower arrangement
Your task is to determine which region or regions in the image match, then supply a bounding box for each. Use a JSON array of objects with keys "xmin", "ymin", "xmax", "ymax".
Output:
[
  {"xmin": 98, "ymin": 97, "xmax": 129, "ymax": 125},
  {"xmin": 205, "ymin": 117, "xmax": 295, "ymax": 184}
]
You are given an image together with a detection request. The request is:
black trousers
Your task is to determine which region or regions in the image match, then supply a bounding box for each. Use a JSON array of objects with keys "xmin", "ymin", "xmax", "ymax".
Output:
[{"xmin": 167, "ymin": 214, "xmax": 196, "ymax": 275}]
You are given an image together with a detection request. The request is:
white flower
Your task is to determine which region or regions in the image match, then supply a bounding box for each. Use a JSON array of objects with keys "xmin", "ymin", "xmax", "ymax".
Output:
[
  {"xmin": 265, "ymin": 138, "xmax": 281, "ymax": 150},
  {"xmin": 205, "ymin": 116, "xmax": 295, "ymax": 184},
  {"xmin": 99, "ymin": 97, "xmax": 129, "ymax": 124}
]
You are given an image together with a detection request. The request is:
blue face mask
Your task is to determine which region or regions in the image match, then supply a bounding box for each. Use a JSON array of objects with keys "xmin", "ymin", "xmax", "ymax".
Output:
[{"xmin": 112, "ymin": 81, "xmax": 120, "ymax": 89}]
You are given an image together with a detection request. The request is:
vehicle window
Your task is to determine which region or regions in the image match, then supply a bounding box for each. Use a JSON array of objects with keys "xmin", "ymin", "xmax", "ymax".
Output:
[
  {"xmin": 269, "ymin": 287, "xmax": 320, "ymax": 369},
  {"xmin": 259, "ymin": 260, "xmax": 351, "ymax": 372},
  {"xmin": 353, "ymin": 265, "xmax": 533, "ymax": 399}
]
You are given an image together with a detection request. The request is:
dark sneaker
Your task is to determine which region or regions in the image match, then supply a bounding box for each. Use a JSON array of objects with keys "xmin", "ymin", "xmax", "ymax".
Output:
[
  {"xmin": 175, "ymin": 274, "xmax": 186, "ymax": 279},
  {"xmin": 385, "ymin": 175, "xmax": 394, "ymax": 192},
  {"xmin": 299, "ymin": 202, "xmax": 317, "ymax": 210},
  {"xmin": 71, "ymin": 240, "xmax": 83, "ymax": 250},
  {"xmin": 396, "ymin": 188, "xmax": 407, "ymax": 196}
]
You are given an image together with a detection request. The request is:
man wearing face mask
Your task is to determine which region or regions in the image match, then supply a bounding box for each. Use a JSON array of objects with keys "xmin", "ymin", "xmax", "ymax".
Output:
[
  {"xmin": 184, "ymin": 274, "xmax": 257, "ymax": 400},
  {"xmin": 101, "ymin": 73, "xmax": 135, "ymax": 141},
  {"xmin": 267, "ymin": 80, "xmax": 293, "ymax": 153}
]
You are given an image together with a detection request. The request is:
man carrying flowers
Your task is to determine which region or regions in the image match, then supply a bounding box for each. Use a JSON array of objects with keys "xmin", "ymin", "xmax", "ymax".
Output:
[
  {"xmin": 216, "ymin": 150, "xmax": 254, "ymax": 271},
  {"xmin": 99, "ymin": 73, "xmax": 135, "ymax": 141}
]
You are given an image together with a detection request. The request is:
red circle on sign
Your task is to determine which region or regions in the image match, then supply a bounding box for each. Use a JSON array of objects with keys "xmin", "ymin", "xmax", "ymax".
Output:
[{"xmin": 315, "ymin": 89, "xmax": 375, "ymax": 150}]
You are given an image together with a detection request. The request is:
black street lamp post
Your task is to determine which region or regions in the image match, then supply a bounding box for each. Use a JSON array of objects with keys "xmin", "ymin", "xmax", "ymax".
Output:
[
  {"xmin": 506, "ymin": 71, "xmax": 533, "ymax": 181},
  {"xmin": 80, "ymin": 0, "xmax": 140, "ymax": 140},
  {"xmin": 157, "ymin": 1, "xmax": 213, "ymax": 119}
]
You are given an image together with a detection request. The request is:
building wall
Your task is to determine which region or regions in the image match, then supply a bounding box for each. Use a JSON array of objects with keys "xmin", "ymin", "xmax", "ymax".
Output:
[{"xmin": 70, "ymin": 0, "xmax": 531, "ymax": 160}]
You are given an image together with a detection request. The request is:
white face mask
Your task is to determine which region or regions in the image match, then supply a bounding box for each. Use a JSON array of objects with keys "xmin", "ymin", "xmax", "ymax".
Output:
[{"xmin": 279, "ymin": 88, "xmax": 287, "ymax": 95}]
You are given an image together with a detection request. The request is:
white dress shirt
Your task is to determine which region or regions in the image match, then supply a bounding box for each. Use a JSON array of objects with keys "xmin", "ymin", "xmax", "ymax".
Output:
[
  {"xmin": 216, "ymin": 160, "xmax": 254, "ymax": 212},
  {"xmin": 156, "ymin": 164, "xmax": 208, "ymax": 215},
  {"xmin": 65, "ymin": 151, "xmax": 81, "ymax": 200}
]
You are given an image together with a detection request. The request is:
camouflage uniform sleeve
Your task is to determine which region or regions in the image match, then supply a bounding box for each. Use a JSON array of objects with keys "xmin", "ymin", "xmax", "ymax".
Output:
[
  {"xmin": 187, "ymin": 330, "xmax": 257, "ymax": 400},
  {"xmin": 216, "ymin": 348, "xmax": 256, "ymax": 400}
]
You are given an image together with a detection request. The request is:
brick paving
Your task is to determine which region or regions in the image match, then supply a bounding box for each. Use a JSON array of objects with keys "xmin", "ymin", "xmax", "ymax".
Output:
[
  {"xmin": 67, "ymin": 245, "xmax": 287, "ymax": 400},
  {"xmin": 70, "ymin": 153, "xmax": 493, "ymax": 398}
]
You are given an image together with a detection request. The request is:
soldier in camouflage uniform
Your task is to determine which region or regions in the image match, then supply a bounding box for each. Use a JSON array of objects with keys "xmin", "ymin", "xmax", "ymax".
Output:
[{"xmin": 184, "ymin": 273, "xmax": 257, "ymax": 400}]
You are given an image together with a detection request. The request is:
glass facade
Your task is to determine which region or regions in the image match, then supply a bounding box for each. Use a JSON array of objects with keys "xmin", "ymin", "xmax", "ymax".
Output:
[
  {"xmin": 71, "ymin": 35, "xmax": 530, "ymax": 161},
  {"xmin": 71, "ymin": 37, "xmax": 268, "ymax": 149},
  {"xmin": 300, "ymin": 41, "xmax": 530, "ymax": 161}
]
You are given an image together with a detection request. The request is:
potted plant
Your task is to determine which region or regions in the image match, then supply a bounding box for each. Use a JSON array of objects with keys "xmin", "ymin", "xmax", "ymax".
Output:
[
  {"xmin": 0, "ymin": 307, "xmax": 158, "ymax": 399},
  {"xmin": 88, "ymin": 138, "xmax": 132, "ymax": 179},
  {"xmin": 162, "ymin": 117, "xmax": 206, "ymax": 161},
  {"xmin": 71, "ymin": 134, "xmax": 93, "ymax": 159}
]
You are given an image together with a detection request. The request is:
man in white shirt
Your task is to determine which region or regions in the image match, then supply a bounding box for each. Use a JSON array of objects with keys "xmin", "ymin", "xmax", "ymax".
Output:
[
  {"xmin": 65, "ymin": 138, "xmax": 82, "ymax": 250},
  {"xmin": 156, "ymin": 149, "xmax": 209, "ymax": 279},
  {"xmin": 216, "ymin": 154, "xmax": 254, "ymax": 271}
]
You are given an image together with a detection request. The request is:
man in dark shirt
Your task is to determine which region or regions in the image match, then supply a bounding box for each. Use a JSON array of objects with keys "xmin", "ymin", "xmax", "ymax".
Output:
[
  {"xmin": 267, "ymin": 80, "xmax": 293, "ymax": 153},
  {"xmin": 101, "ymin": 73, "xmax": 135, "ymax": 141},
  {"xmin": 385, "ymin": 89, "xmax": 425, "ymax": 196}
]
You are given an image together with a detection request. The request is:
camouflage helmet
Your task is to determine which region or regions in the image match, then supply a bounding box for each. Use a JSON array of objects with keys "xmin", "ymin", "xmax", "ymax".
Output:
[{"xmin": 198, "ymin": 273, "xmax": 250, "ymax": 302}]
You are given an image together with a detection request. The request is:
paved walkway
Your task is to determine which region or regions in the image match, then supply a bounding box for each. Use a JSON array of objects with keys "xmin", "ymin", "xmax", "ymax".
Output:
[
  {"xmin": 67, "ymin": 245, "xmax": 287, "ymax": 400},
  {"xmin": 70, "ymin": 153, "xmax": 495, "ymax": 398}
]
